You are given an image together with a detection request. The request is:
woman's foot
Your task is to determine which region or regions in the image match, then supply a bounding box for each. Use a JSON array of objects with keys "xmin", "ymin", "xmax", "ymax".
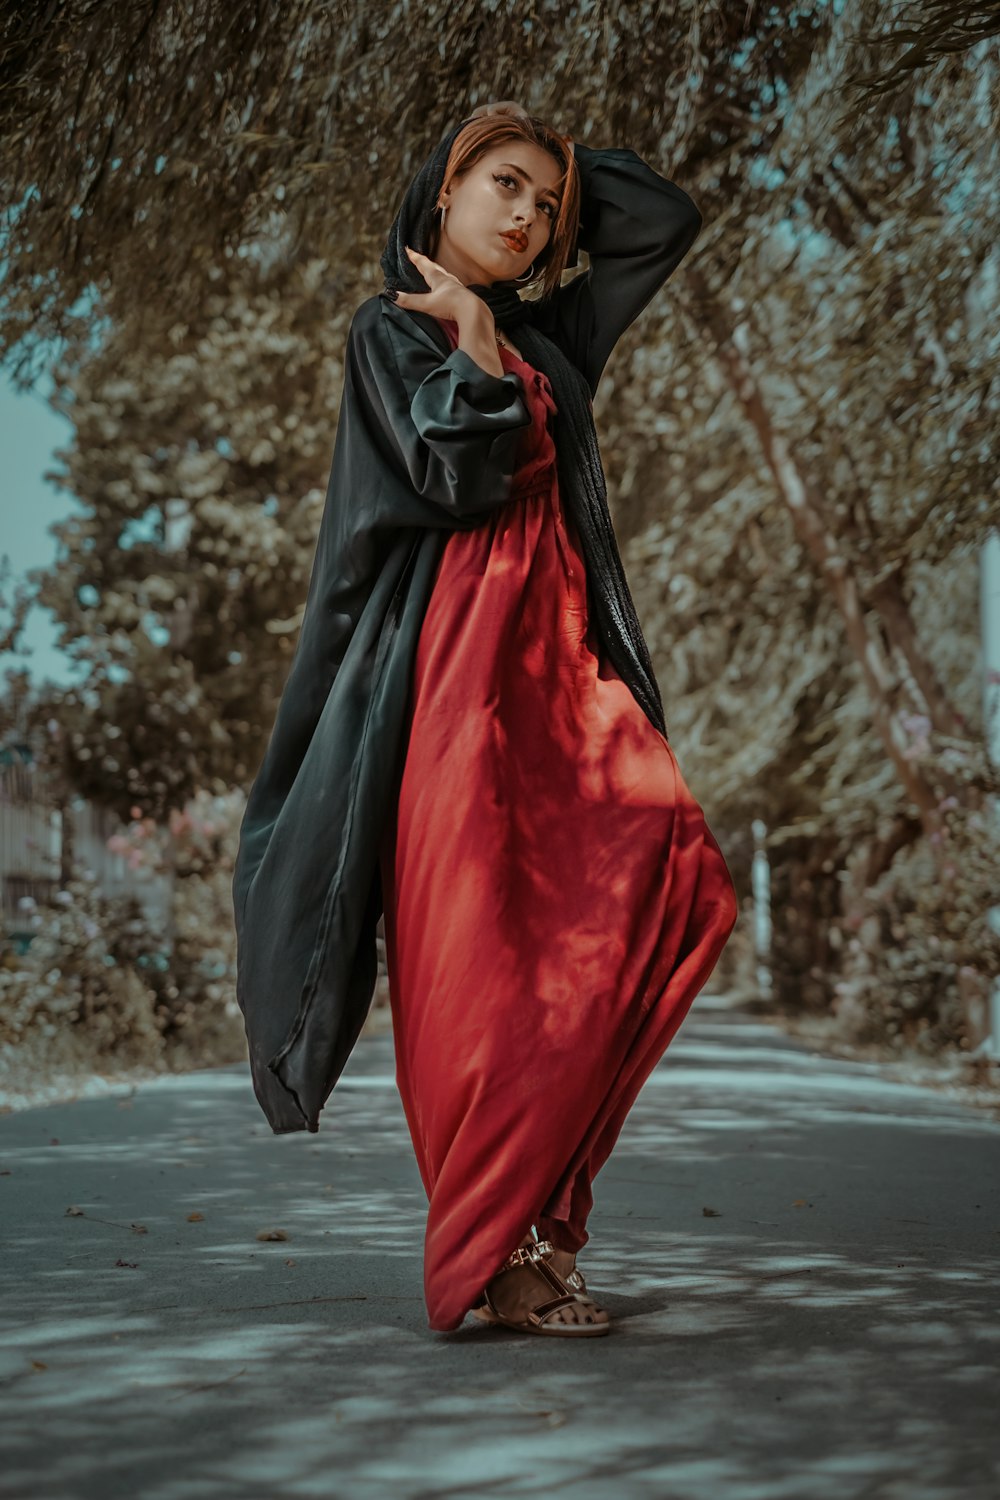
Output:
[
  {"xmin": 548, "ymin": 1246, "xmax": 604, "ymax": 1314},
  {"xmin": 548, "ymin": 1246, "xmax": 580, "ymax": 1282},
  {"xmin": 481, "ymin": 1237, "xmax": 610, "ymax": 1329}
]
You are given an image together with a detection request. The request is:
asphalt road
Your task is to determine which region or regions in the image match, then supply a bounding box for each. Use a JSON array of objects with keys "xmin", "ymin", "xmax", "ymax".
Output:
[{"xmin": 2, "ymin": 993, "xmax": 998, "ymax": 1500}]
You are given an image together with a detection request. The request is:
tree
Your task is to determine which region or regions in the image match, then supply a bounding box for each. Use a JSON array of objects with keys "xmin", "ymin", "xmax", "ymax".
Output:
[
  {"xmin": 3, "ymin": 0, "xmax": 998, "ymax": 1051},
  {"xmin": 29, "ymin": 260, "xmax": 349, "ymax": 814}
]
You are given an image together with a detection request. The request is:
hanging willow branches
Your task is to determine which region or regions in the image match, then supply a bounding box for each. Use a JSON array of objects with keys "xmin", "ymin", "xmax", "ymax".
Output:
[
  {"xmin": 840, "ymin": 0, "xmax": 1000, "ymax": 105},
  {"xmin": 0, "ymin": 0, "xmax": 851, "ymax": 376}
]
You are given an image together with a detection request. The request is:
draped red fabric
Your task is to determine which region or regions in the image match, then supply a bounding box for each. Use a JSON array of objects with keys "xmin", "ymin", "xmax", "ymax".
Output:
[{"xmin": 378, "ymin": 322, "xmax": 739, "ymax": 1332}]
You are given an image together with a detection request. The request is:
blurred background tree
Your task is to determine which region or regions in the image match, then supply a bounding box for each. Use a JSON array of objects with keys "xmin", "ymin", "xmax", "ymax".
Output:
[{"xmin": 1, "ymin": 0, "xmax": 997, "ymax": 1081}]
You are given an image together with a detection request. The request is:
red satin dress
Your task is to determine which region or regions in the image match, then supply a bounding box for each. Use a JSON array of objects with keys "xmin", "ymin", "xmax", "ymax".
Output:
[{"xmin": 378, "ymin": 322, "xmax": 739, "ymax": 1332}]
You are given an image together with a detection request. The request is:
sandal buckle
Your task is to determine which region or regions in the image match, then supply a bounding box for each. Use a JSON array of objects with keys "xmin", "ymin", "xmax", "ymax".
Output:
[{"xmin": 501, "ymin": 1238, "xmax": 554, "ymax": 1271}]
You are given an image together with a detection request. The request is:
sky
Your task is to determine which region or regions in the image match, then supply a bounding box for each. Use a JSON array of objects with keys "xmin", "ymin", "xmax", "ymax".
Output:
[{"xmin": 0, "ymin": 372, "xmax": 77, "ymax": 688}]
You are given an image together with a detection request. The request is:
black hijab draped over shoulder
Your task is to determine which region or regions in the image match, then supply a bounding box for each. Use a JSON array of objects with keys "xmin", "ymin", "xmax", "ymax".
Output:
[{"xmin": 232, "ymin": 115, "xmax": 704, "ymax": 1135}]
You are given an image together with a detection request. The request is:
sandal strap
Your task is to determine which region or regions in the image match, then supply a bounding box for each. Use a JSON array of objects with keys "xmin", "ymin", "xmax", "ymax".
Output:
[
  {"xmin": 527, "ymin": 1293, "xmax": 581, "ymax": 1327},
  {"xmin": 498, "ymin": 1238, "xmax": 554, "ymax": 1272},
  {"xmin": 480, "ymin": 1238, "xmax": 570, "ymax": 1320}
]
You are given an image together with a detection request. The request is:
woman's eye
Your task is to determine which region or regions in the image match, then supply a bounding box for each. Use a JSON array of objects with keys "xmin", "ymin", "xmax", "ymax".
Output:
[{"xmin": 494, "ymin": 172, "xmax": 556, "ymax": 219}]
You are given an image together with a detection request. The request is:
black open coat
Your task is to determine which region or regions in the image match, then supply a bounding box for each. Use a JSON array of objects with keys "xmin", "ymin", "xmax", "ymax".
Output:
[{"xmin": 232, "ymin": 142, "xmax": 702, "ymax": 1134}]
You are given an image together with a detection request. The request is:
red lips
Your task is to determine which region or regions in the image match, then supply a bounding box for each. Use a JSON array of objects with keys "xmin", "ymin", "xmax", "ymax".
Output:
[{"xmin": 500, "ymin": 230, "xmax": 528, "ymax": 252}]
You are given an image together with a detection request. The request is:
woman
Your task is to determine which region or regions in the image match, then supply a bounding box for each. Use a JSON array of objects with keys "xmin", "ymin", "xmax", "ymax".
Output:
[
  {"xmin": 232, "ymin": 102, "xmax": 738, "ymax": 1341},
  {"xmin": 376, "ymin": 102, "xmax": 737, "ymax": 1339}
]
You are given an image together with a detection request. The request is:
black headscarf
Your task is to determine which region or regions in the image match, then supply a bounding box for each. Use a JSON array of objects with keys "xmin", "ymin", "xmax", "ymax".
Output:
[{"xmin": 379, "ymin": 116, "xmax": 668, "ymax": 741}]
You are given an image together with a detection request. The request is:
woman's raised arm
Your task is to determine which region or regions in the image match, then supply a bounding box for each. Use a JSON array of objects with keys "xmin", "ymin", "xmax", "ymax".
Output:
[{"xmin": 533, "ymin": 141, "xmax": 703, "ymax": 397}]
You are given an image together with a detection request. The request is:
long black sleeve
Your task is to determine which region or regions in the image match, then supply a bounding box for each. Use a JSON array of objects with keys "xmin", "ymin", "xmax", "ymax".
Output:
[{"xmin": 532, "ymin": 142, "xmax": 703, "ymax": 396}]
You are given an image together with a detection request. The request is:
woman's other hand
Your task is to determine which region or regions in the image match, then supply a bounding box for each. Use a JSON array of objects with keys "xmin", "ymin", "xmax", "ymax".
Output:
[
  {"xmin": 391, "ymin": 247, "xmax": 489, "ymax": 326},
  {"xmin": 468, "ymin": 100, "xmax": 530, "ymax": 122}
]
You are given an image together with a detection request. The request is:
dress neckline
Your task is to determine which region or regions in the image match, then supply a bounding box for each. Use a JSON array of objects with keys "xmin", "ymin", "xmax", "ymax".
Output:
[
  {"xmin": 439, "ymin": 317, "xmax": 550, "ymax": 390},
  {"xmin": 498, "ymin": 340, "xmax": 553, "ymax": 392},
  {"xmin": 497, "ymin": 341, "xmax": 529, "ymax": 368}
]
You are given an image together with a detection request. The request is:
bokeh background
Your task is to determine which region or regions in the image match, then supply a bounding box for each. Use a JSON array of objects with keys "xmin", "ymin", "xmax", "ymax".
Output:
[{"xmin": 1, "ymin": 0, "xmax": 998, "ymax": 1106}]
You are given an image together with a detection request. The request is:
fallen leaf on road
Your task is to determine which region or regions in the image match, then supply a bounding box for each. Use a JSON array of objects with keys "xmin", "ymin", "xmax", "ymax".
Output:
[
  {"xmin": 186, "ymin": 1211, "xmax": 204, "ymax": 1222},
  {"xmin": 256, "ymin": 1228, "xmax": 289, "ymax": 1241},
  {"xmin": 702, "ymin": 1207, "xmax": 722, "ymax": 1216}
]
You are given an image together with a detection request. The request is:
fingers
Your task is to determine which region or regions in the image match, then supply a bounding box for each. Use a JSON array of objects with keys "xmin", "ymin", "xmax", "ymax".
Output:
[
  {"xmin": 404, "ymin": 244, "xmax": 435, "ymax": 270},
  {"xmin": 385, "ymin": 245, "xmax": 434, "ymax": 306},
  {"xmin": 470, "ymin": 101, "xmax": 529, "ymax": 122},
  {"xmin": 398, "ymin": 245, "xmax": 435, "ymax": 305}
]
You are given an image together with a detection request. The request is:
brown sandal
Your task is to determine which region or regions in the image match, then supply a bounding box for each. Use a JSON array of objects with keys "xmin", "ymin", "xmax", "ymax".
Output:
[{"xmin": 472, "ymin": 1239, "xmax": 611, "ymax": 1338}]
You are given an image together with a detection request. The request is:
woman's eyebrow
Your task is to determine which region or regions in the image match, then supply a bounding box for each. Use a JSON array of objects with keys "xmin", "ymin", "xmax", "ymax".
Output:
[{"xmin": 499, "ymin": 162, "xmax": 561, "ymax": 203}]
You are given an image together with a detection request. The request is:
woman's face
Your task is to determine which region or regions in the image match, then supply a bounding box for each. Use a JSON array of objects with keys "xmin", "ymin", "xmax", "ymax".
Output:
[{"xmin": 433, "ymin": 140, "xmax": 563, "ymax": 287}]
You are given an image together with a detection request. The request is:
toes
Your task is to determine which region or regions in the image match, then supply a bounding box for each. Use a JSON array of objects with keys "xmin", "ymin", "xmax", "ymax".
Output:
[{"xmin": 546, "ymin": 1297, "xmax": 609, "ymax": 1327}]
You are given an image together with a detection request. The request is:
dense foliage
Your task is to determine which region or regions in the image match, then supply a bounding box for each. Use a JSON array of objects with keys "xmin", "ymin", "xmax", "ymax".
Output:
[{"xmin": 1, "ymin": 0, "xmax": 998, "ymax": 1064}]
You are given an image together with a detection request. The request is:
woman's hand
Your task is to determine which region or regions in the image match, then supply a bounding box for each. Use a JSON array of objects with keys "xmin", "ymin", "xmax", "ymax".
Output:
[
  {"xmin": 469, "ymin": 100, "xmax": 530, "ymax": 122},
  {"xmin": 391, "ymin": 247, "xmax": 489, "ymax": 327}
]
